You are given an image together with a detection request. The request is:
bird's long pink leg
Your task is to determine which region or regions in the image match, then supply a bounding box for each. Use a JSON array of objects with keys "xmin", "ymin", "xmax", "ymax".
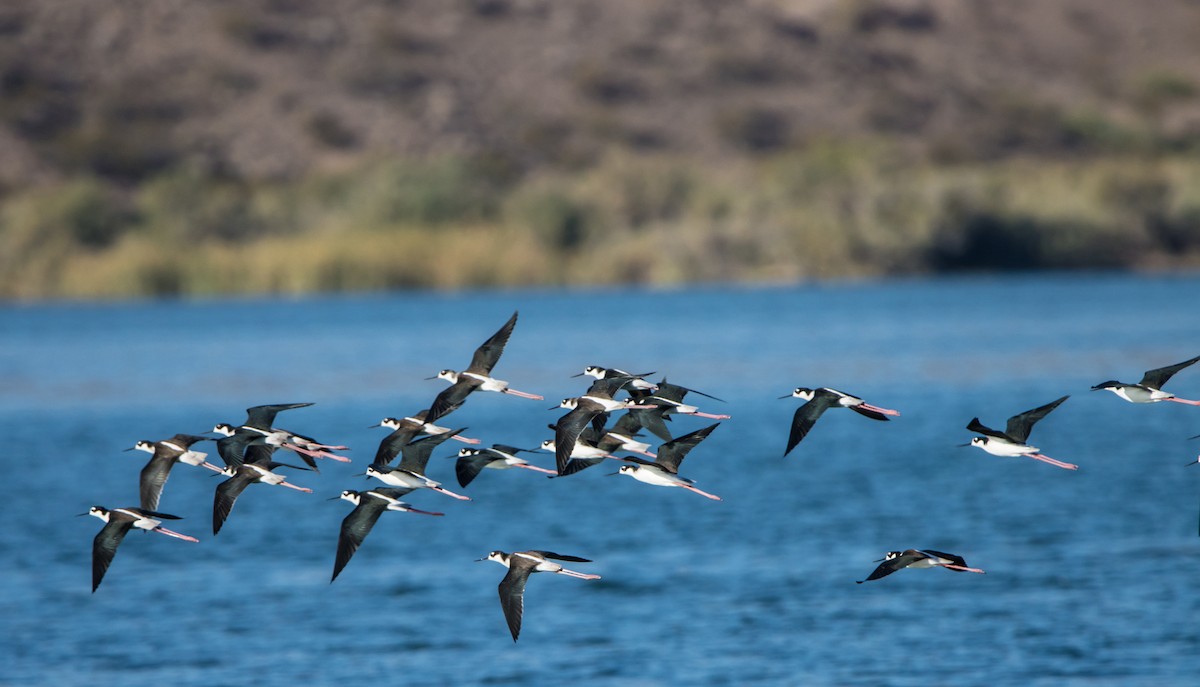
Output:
[
  {"xmin": 449, "ymin": 434, "xmax": 482, "ymax": 445},
  {"xmin": 686, "ymin": 410, "xmax": 732, "ymax": 420},
  {"xmin": 432, "ymin": 486, "xmax": 472, "ymax": 501},
  {"xmin": 1166, "ymin": 397, "xmax": 1200, "ymax": 406},
  {"xmin": 682, "ymin": 485, "xmax": 723, "ymax": 501},
  {"xmin": 286, "ymin": 443, "xmax": 351, "ymax": 463},
  {"xmin": 198, "ymin": 461, "xmax": 225, "ymax": 473},
  {"xmin": 629, "ymin": 448, "xmax": 657, "ymax": 458},
  {"xmin": 402, "ymin": 506, "xmax": 445, "ymax": 516},
  {"xmin": 514, "ymin": 464, "xmax": 558, "ymax": 475},
  {"xmin": 277, "ymin": 480, "xmax": 313, "ymax": 493},
  {"xmin": 502, "ymin": 388, "xmax": 544, "ymax": 400},
  {"xmin": 556, "ymin": 569, "xmax": 601, "ymax": 580},
  {"xmin": 153, "ymin": 526, "xmax": 199, "ymax": 542},
  {"xmin": 859, "ymin": 403, "xmax": 900, "ymax": 416},
  {"xmin": 1029, "ymin": 453, "xmax": 1079, "ymax": 470},
  {"xmin": 939, "ymin": 564, "xmax": 985, "ymax": 574}
]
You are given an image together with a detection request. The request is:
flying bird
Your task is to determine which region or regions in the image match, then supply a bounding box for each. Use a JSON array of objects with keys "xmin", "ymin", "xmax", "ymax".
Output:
[
  {"xmin": 330, "ymin": 488, "xmax": 443, "ymax": 582},
  {"xmin": 857, "ymin": 549, "xmax": 985, "ymax": 583},
  {"xmin": 614, "ymin": 423, "xmax": 723, "ymax": 500},
  {"xmin": 455, "ymin": 444, "xmax": 557, "ymax": 488},
  {"xmin": 126, "ymin": 434, "xmax": 221, "ymax": 510},
  {"xmin": 427, "ymin": 311, "xmax": 543, "ymax": 422},
  {"xmin": 479, "ymin": 550, "xmax": 600, "ymax": 642},
  {"xmin": 83, "ymin": 506, "xmax": 199, "ymax": 592},
  {"xmin": 965, "ymin": 395, "xmax": 1076, "ymax": 470},
  {"xmin": 1092, "ymin": 355, "xmax": 1200, "ymax": 405},
  {"xmin": 781, "ymin": 387, "xmax": 899, "ymax": 457}
]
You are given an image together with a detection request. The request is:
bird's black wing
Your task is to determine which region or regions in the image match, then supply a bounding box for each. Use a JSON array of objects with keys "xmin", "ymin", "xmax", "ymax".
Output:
[
  {"xmin": 497, "ymin": 563, "xmax": 532, "ymax": 642},
  {"xmin": 213, "ymin": 474, "xmax": 253, "ymax": 535},
  {"xmin": 965, "ymin": 417, "xmax": 1007, "ymax": 441},
  {"xmin": 657, "ymin": 379, "xmax": 726, "ymax": 403},
  {"xmin": 533, "ymin": 550, "xmax": 592, "ymax": 563},
  {"xmin": 427, "ymin": 381, "xmax": 474, "ymax": 424},
  {"xmin": 554, "ymin": 406, "xmax": 598, "ymax": 474},
  {"xmin": 627, "ymin": 407, "xmax": 672, "ymax": 442},
  {"xmin": 1005, "ymin": 395, "xmax": 1068, "ymax": 443},
  {"xmin": 1140, "ymin": 355, "xmax": 1200, "ymax": 389},
  {"xmin": 374, "ymin": 426, "xmax": 421, "ymax": 466},
  {"xmin": 138, "ymin": 455, "xmax": 174, "ymax": 512},
  {"xmin": 784, "ymin": 396, "xmax": 836, "ymax": 456},
  {"xmin": 920, "ymin": 549, "xmax": 969, "ymax": 568},
  {"xmin": 331, "ymin": 501, "xmax": 387, "ymax": 582},
  {"xmin": 467, "ymin": 311, "xmax": 518, "ymax": 375},
  {"xmin": 856, "ymin": 552, "xmax": 922, "ymax": 584},
  {"xmin": 92, "ymin": 519, "xmax": 135, "ymax": 592},
  {"xmin": 243, "ymin": 403, "xmax": 313, "ymax": 430},
  {"xmin": 455, "ymin": 454, "xmax": 490, "ymax": 487},
  {"xmin": 397, "ymin": 429, "xmax": 463, "ymax": 474},
  {"xmin": 656, "ymin": 423, "xmax": 719, "ymax": 473}
]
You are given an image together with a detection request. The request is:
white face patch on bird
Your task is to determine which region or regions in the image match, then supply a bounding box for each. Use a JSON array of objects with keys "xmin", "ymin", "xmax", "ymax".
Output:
[
  {"xmin": 791, "ymin": 388, "xmax": 815, "ymax": 400},
  {"xmin": 88, "ymin": 506, "xmax": 109, "ymax": 521},
  {"xmin": 133, "ymin": 440, "xmax": 155, "ymax": 453},
  {"xmin": 458, "ymin": 448, "xmax": 478, "ymax": 457},
  {"xmin": 339, "ymin": 490, "xmax": 360, "ymax": 504},
  {"xmin": 380, "ymin": 417, "xmax": 401, "ymax": 429},
  {"xmin": 212, "ymin": 423, "xmax": 236, "ymax": 436}
]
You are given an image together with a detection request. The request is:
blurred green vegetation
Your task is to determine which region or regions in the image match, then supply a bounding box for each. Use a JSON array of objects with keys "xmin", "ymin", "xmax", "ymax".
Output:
[{"xmin": 3, "ymin": 143, "xmax": 1200, "ymax": 299}]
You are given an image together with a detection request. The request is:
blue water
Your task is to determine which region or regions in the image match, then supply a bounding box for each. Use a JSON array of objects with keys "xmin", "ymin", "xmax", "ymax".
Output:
[{"xmin": 3, "ymin": 273, "xmax": 1199, "ymax": 686}]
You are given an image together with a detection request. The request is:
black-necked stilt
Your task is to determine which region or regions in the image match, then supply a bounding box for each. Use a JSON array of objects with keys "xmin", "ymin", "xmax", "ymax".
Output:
[
  {"xmin": 217, "ymin": 403, "xmax": 349, "ymax": 469},
  {"xmin": 82, "ymin": 506, "xmax": 199, "ymax": 592},
  {"xmin": 1092, "ymin": 355, "xmax": 1200, "ymax": 405},
  {"xmin": 614, "ymin": 423, "xmax": 723, "ymax": 500},
  {"xmin": 965, "ymin": 395, "xmax": 1077, "ymax": 470},
  {"xmin": 372, "ymin": 416, "xmax": 480, "ymax": 466},
  {"xmin": 638, "ymin": 379, "xmax": 731, "ymax": 421},
  {"xmin": 478, "ymin": 550, "xmax": 600, "ymax": 642},
  {"xmin": 126, "ymin": 434, "xmax": 221, "ymax": 511},
  {"xmin": 781, "ymin": 387, "xmax": 899, "ymax": 456},
  {"xmin": 426, "ymin": 311, "xmax": 543, "ymax": 422},
  {"xmin": 551, "ymin": 377, "xmax": 655, "ymax": 475},
  {"xmin": 330, "ymin": 488, "xmax": 443, "ymax": 582},
  {"xmin": 365, "ymin": 432, "xmax": 471, "ymax": 500},
  {"xmin": 372, "ymin": 411, "xmax": 481, "ymax": 453},
  {"xmin": 574, "ymin": 365, "xmax": 658, "ymax": 391},
  {"xmin": 857, "ymin": 549, "xmax": 985, "ymax": 583},
  {"xmin": 213, "ymin": 459, "xmax": 313, "ymax": 534},
  {"xmin": 455, "ymin": 445, "xmax": 556, "ymax": 487}
]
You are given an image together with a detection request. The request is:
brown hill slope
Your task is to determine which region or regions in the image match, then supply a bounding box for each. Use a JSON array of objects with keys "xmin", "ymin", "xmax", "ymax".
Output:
[{"xmin": 3, "ymin": 0, "xmax": 1199, "ymax": 185}]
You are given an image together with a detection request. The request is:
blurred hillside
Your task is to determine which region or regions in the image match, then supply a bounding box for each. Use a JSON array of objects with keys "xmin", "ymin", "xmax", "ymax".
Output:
[{"xmin": 3, "ymin": 0, "xmax": 1200, "ymax": 298}]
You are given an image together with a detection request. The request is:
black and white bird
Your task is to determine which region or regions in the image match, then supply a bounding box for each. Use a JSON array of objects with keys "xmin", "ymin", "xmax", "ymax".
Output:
[
  {"xmin": 781, "ymin": 387, "xmax": 899, "ymax": 456},
  {"xmin": 365, "ymin": 431, "xmax": 472, "ymax": 500},
  {"xmin": 427, "ymin": 311, "xmax": 543, "ymax": 422},
  {"xmin": 371, "ymin": 412, "xmax": 481, "ymax": 457},
  {"xmin": 82, "ymin": 506, "xmax": 199, "ymax": 592},
  {"xmin": 857, "ymin": 549, "xmax": 985, "ymax": 583},
  {"xmin": 455, "ymin": 444, "xmax": 556, "ymax": 488},
  {"xmin": 638, "ymin": 379, "xmax": 731, "ymax": 422},
  {"xmin": 574, "ymin": 365, "xmax": 657, "ymax": 391},
  {"xmin": 213, "ymin": 459, "xmax": 313, "ymax": 534},
  {"xmin": 330, "ymin": 488, "xmax": 443, "ymax": 582},
  {"xmin": 478, "ymin": 550, "xmax": 600, "ymax": 642},
  {"xmin": 965, "ymin": 395, "xmax": 1077, "ymax": 470},
  {"xmin": 126, "ymin": 434, "xmax": 221, "ymax": 511},
  {"xmin": 552, "ymin": 376, "xmax": 653, "ymax": 475},
  {"xmin": 614, "ymin": 423, "xmax": 723, "ymax": 500},
  {"xmin": 1092, "ymin": 355, "xmax": 1200, "ymax": 405},
  {"xmin": 216, "ymin": 402, "xmax": 349, "ymax": 470}
]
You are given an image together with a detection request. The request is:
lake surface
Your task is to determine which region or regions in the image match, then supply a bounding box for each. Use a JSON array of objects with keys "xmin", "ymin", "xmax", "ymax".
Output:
[{"xmin": 3, "ymin": 272, "xmax": 1199, "ymax": 686}]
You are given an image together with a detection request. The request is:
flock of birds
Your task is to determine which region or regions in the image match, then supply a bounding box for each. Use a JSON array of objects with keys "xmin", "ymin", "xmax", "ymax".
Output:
[{"xmin": 83, "ymin": 310, "xmax": 1200, "ymax": 641}]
